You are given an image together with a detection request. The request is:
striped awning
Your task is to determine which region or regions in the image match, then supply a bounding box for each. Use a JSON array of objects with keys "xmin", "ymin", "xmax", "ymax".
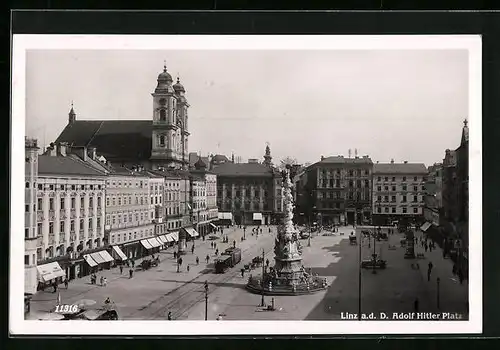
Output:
[
  {"xmin": 90, "ymin": 252, "xmax": 106, "ymax": 264},
  {"xmin": 83, "ymin": 254, "xmax": 98, "ymax": 267},
  {"xmin": 112, "ymin": 246, "xmax": 128, "ymax": 260},
  {"xmin": 140, "ymin": 239, "xmax": 153, "ymax": 249},
  {"xmin": 170, "ymin": 231, "xmax": 179, "ymax": 241},
  {"xmin": 36, "ymin": 262, "xmax": 66, "ymax": 282},
  {"xmin": 420, "ymin": 222, "xmax": 432, "ymax": 232},
  {"xmin": 148, "ymin": 237, "xmax": 162, "ymax": 248}
]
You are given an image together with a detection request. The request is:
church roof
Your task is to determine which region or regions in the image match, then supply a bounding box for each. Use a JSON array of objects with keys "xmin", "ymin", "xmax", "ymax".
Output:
[
  {"xmin": 55, "ymin": 120, "xmax": 153, "ymax": 161},
  {"xmin": 212, "ymin": 162, "xmax": 277, "ymax": 177}
]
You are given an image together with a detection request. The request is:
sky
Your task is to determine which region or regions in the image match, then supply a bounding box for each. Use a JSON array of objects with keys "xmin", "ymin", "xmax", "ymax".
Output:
[{"xmin": 25, "ymin": 49, "xmax": 468, "ymax": 166}]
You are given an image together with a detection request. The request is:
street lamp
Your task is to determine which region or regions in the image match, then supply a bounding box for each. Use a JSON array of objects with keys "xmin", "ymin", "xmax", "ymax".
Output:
[
  {"xmin": 358, "ymin": 214, "xmax": 362, "ymax": 320},
  {"xmin": 204, "ymin": 280, "xmax": 209, "ymax": 320}
]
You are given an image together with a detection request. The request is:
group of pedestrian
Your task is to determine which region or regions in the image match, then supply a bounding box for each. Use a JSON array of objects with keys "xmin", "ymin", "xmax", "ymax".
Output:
[
  {"xmin": 90, "ymin": 273, "xmax": 108, "ymax": 286},
  {"xmin": 211, "ymin": 242, "xmax": 217, "ymax": 250}
]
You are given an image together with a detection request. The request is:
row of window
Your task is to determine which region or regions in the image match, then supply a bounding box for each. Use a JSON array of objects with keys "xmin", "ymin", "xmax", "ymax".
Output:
[
  {"xmin": 319, "ymin": 190, "xmax": 370, "ymax": 200},
  {"xmin": 27, "ymin": 196, "xmax": 103, "ymax": 213},
  {"xmin": 320, "ymin": 169, "xmax": 370, "ymax": 177},
  {"xmin": 35, "ymin": 218, "xmax": 102, "ymax": 236},
  {"xmin": 376, "ymin": 185, "xmax": 426, "ymax": 192},
  {"xmin": 106, "ymin": 211, "xmax": 154, "ymax": 226},
  {"xmin": 377, "ymin": 207, "xmax": 420, "ymax": 214},
  {"xmin": 221, "ymin": 190, "xmax": 271, "ymax": 198},
  {"xmin": 26, "ymin": 182, "xmax": 103, "ymax": 191},
  {"xmin": 320, "ymin": 179, "xmax": 371, "ymax": 188},
  {"xmin": 106, "ymin": 195, "xmax": 162, "ymax": 207},
  {"xmin": 376, "ymin": 176, "xmax": 427, "ymax": 182},
  {"xmin": 376, "ymin": 195, "xmax": 422, "ymax": 203}
]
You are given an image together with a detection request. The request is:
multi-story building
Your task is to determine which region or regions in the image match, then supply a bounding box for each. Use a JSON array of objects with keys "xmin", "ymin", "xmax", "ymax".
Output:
[
  {"xmin": 35, "ymin": 142, "xmax": 107, "ymax": 283},
  {"xmin": 372, "ymin": 160, "xmax": 428, "ymax": 226},
  {"xmin": 213, "ymin": 147, "xmax": 283, "ymax": 226},
  {"xmin": 190, "ymin": 158, "xmax": 218, "ymax": 235},
  {"xmin": 157, "ymin": 170, "xmax": 182, "ymax": 232},
  {"xmin": 25, "ymin": 138, "xmax": 39, "ymax": 296},
  {"xmin": 104, "ymin": 167, "xmax": 164, "ymax": 259},
  {"xmin": 296, "ymin": 155, "xmax": 373, "ymax": 226}
]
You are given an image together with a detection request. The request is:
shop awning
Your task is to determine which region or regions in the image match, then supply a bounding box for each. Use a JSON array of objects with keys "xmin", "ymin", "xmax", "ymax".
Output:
[
  {"xmin": 157, "ymin": 235, "xmax": 168, "ymax": 244},
  {"xmin": 420, "ymin": 222, "xmax": 432, "ymax": 232},
  {"xmin": 97, "ymin": 250, "xmax": 114, "ymax": 263},
  {"xmin": 183, "ymin": 227, "xmax": 199, "ymax": 237},
  {"xmin": 148, "ymin": 238, "xmax": 162, "ymax": 248},
  {"xmin": 90, "ymin": 252, "xmax": 106, "ymax": 265},
  {"xmin": 210, "ymin": 223, "xmax": 217, "ymax": 229},
  {"xmin": 112, "ymin": 246, "xmax": 128, "ymax": 261},
  {"xmin": 253, "ymin": 213, "xmax": 263, "ymax": 220},
  {"xmin": 161, "ymin": 235, "xmax": 171, "ymax": 243},
  {"xmin": 164, "ymin": 234, "xmax": 174, "ymax": 242},
  {"xmin": 218, "ymin": 212, "xmax": 233, "ymax": 220},
  {"xmin": 140, "ymin": 239, "xmax": 153, "ymax": 249},
  {"xmin": 83, "ymin": 254, "xmax": 98, "ymax": 267},
  {"xmin": 170, "ymin": 231, "xmax": 179, "ymax": 241},
  {"xmin": 36, "ymin": 262, "xmax": 66, "ymax": 282}
]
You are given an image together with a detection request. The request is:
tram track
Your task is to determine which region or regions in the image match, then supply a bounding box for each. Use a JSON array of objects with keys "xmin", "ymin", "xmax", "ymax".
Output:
[{"xmin": 126, "ymin": 233, "xmax": 275, "ymax": 320}]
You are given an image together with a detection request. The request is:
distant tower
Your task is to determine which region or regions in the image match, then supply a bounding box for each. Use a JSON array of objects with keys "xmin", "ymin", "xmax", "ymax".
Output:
[
  {"xmin": 354, "ymin": 148, "xmax": 358, "ymax": 158},
  {"xmin": 263, "ymin": 143, "xmax": 273, "ymax": 166},
  {"xmin": 231, "ymin": 153, "xmax": 235, "ymax": 163},
  {"xmin": 68, "ymin": 102, "xmax": 76, "ymax": 124},
  {"xmin": 348, "ymin": 149, "xmax": 352, "ymax": 158}
]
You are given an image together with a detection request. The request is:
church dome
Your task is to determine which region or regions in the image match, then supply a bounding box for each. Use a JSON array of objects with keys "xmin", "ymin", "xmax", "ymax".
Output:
[
  {"xmin": 173, "ymin": 77, "xmax": 185, "ymax": 92},
  {"xmin": 157, "ymin": 64, "xmax": 173, "ymax": 83}
]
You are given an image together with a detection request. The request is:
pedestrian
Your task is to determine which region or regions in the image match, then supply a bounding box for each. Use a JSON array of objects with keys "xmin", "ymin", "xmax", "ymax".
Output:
[
  {"xmin": 167, "ymin": 311, "xmax": 172, "ymax": 320},
  {"xmin": 100, "ymin": 276, "xmax": 104, "ymax": 286},
  {"xmin": 269, "ymin": 227, "xmax": 271, "ymax": 233},
  {"xmin": 206, "ymin": 254, "xmax": 210, "ymax": 264},
  {"xmin": 425, "ymin": 243, "xmax": 428, "ymax": 253},
  {"xmin": 174, "ymin": 251, "xmax": 177, "ymax": 259},
  {"xmin": 191, "ymin": 245, "xmax": 195, "ymax": 254},
  {"xmin": 120, "ymin": 265, "xmax": 123, "ymax": 274},
  {"xmin": 103, "ymin": 277, "xmax": 108, "ymax": 287},
  {"xmin": 129, "ymin": 269, "xmax": 133, "ymax": 278},
  {"xmin": 427, "ymin": 261, "xmax": 433, "ymax": 281},
  {"xmin": 266, "ymin": 259, "xmax": 269, "ymax": 267},
  {"xmin": 131, "ymin": 260, "xmax": 135, "ymax": 268},
  {"xmin": 233, "ymin": 240, "xmax": 236, "ymax": 248},
  {"xmin": 64, "ymin": 278, "xmax": 69, "ymax": 289},
  {"xmin": 429, "ymin": 244, "xmax": 433, "ymax": 253},
  {"xmin": 105, "ymin": 297, "xmax": 111, "ymax": 304},
  {"xmin": 215, "ymin": 249, "xmax": 219, "ymax": 256},
  {"xmin": 260, "ymin": 228, "xmax": 263, "ymax": 234},
  {"xmin": 196, "ymin": 256, "xmax": 199, "ymax": 265},
  {"xmin": 179, "ymin": 257, "xmax": 183, "ymax": 266},
  {"xmin": 241, "ymin": 268, "xmax": 245, "ymax": 277},
  {"xmin": 53, "ymin": 281, "xmax": 57, "ymax": 293},
  {"xmin": 187, "ymin": 265, "xmax": 190, "ymax": 272}
]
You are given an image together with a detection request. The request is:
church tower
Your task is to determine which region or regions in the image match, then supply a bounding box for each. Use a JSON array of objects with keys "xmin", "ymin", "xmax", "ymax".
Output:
[
  {"xmin": 173, "ymin": 76, "xmax": 190, "ymax": 170},
  {"xmin": 263, "ymin": 143, "xmax": 273, "ymax": 167},
  {"xmin": 150, "ymin": 63, "xmax": 188, "ymax": 169},
  {"xmin": 68, "ymin": 102, "xmax": 76, "ymax": 124}
]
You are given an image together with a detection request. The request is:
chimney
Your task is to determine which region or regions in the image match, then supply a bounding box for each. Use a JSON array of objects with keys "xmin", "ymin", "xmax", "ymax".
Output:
[
  {"xmin": 47, "ymin": 142, "xmax": 57, "ymax": 156},
  {"xmin": 58, "ymin": 142, "xmax": 68, "ymax": 156},
  {"xmin": 88, "ymin": 147, "xmax": 97, "ymax": 160},
  {"xmin": 391, "ymin": 159, "xmax": 394, "ymax": 164}
]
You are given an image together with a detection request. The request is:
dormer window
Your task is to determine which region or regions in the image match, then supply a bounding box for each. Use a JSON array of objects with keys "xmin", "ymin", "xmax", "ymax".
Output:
[{"xmin": 159, "ymin": 109, "xmax": 166, "ymax": 122}]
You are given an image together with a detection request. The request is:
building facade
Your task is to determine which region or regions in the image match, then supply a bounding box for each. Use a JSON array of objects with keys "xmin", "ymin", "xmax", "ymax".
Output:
[
  {"xmin": 25, "ymin": 138, "xmax": 39, "ymax": 295},
  {"xmin": 296, "ymin": 155, "xmax": 373, "ymax": 226},
  {"xmin": 190, "ymin": 158, "xmax": 218, "ymax": 235},
  {"xmin": 35, "ymin": 143, "xmax": 107, "ymax": 281},
  {"xmin": 213, "ymin": 152, "xmax": 283, "ymax": 226},
  {"xmin": 105, "ymin": 168, "xmax": 162, "ymax": 259},
  {"xmin": 372, "ymin": 161, "xmax": 428, "ymax": 226}
]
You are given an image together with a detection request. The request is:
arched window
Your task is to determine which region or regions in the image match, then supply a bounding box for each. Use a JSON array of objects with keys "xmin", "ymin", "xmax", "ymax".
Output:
[
  {"xmin": 159, "ymin": 135, "xmax": 165, "ymax": 147},
  {"xmin": 159, "ymin": 109, "xmax": 166, "ymax": 122}
]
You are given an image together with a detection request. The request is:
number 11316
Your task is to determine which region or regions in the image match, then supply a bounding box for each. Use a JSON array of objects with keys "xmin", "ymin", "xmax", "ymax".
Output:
[{"xmin": 55, "ymin": 304, "xmax": 79, "ymax": 313}]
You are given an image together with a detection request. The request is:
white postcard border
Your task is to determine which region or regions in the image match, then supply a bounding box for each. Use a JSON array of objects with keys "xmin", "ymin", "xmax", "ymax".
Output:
[{"xmin": 10, "ymin": 34, "xmax": 482, "ymax": 335}]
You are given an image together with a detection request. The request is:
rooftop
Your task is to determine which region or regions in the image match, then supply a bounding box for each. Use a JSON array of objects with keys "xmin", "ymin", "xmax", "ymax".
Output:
[
  {"xmin": 212, "ymin": 162, "xmax": 277, "ymax": 177},
  {"xmin": 38, "ymin": 154, "xmax": 106, "ymax": 177},
  {"xmin": 373, "ymin": 163, "xmax": 428, "ymax": 174}
]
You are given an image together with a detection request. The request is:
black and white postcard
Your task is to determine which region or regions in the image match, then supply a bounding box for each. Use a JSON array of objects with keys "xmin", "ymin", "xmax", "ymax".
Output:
[{"xmin": 11, "ymin": 34, "xmax": 482, "ymax": 335}]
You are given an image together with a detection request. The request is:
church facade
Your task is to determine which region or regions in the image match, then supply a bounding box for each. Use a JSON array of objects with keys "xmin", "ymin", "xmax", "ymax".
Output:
[{"xmin": 56, "ymin": 64, "xmax": 190, "ymax": 170}]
